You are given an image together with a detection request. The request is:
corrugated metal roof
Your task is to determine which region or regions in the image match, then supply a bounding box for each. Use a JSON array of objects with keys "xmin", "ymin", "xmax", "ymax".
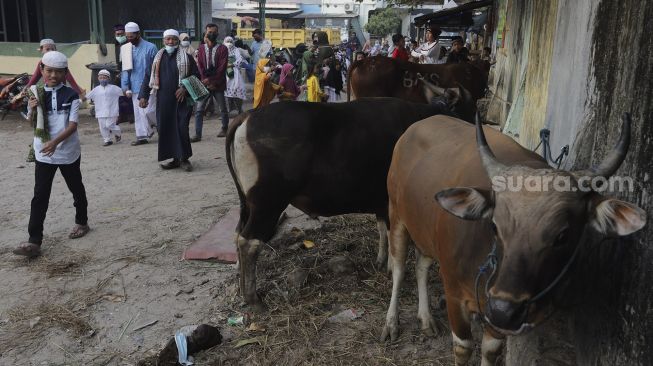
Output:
[{"xmin": 415, "ymin": 0, "xmax": 493, "ymax": 25}]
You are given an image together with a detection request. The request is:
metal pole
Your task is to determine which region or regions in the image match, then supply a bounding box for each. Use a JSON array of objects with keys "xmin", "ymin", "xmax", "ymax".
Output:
[
  {"xmin": 88, "ymin": 0, "xmax": 97, "ymax": 43},
  {"xmin": 195, "ymin": 0, "xmax": 202, "ymax": 41},
  {"xmin": 259, "ymin": 0, "xmax": 266, "ymax": 37},
  {"xmin": 96, "ymin": 0, "xmax": 105, "ymax": 45}
]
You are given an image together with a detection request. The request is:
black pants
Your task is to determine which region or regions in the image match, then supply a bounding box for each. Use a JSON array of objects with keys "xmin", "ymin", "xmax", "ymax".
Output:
[{"xmin": 28, "ymin": 157, "xmax": 88, "ymax": 245}]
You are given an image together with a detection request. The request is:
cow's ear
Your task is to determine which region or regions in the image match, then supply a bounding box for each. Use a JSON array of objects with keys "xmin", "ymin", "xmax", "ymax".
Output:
[
  {"xmin": 589, "ymin": 195, "xmax": 646, "ymax": 236},
  {"xmin": 435, "ymin": 187, "xmax": 493, "ymax": 220}
]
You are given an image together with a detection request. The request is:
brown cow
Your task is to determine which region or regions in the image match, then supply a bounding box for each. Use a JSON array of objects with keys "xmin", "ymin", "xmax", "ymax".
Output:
[
  {"xmin": 348, "ymin": 56, "xmax": 487, "ymax": 122},
  {"xmin": 383, "ymin": 114, "xmax": 645, "ymax": 365},
  {"xmin": 226, "ymin": 98, "xmax": 454, "ymax": 310}
]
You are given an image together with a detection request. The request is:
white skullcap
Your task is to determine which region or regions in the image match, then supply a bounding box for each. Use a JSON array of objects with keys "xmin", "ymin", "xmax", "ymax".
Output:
[
  {"xmin": 163, "ymin": 29, "xmax": 179, "ymax": 38},
  {"xmin": 42, "ymin": 51, "xmax": 68, "ymax": 68},
  {"xmin": 223, "ymin": 36, "xmax": 234, "ymax": 44},
  {"xmin": 125, "ymin": 22, "xmax": 140, "ymax": 33},
  {"xmin": 98, "ymin": 69, "xmax": 111, "ymax": 77},
  {"xmin": 39, "ymin": 38, "xmax": 55, "ymax": 47}
]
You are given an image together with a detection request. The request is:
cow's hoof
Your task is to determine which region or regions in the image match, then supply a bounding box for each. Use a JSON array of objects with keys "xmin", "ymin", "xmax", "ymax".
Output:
[
  {"xmin": 380, "ymin": 321, "xmax": 400, "ymax": 342},
  {"xmin": 419, "ymin": 315, "xmax": 446, "ymax": 338},
  {"xmin": 242, "ymin": 297, "xmax": 267, "ymax": 313},
  {"xmin": 375, "ymin": 255, "xmax": 387, "ymax": 270}
]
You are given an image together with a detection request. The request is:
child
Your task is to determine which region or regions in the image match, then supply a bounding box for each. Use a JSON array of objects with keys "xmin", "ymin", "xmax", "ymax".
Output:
[
  {"xmin": 306, "ymin": 63, "xmax": 326, "ymax": 102},
  {"xmin": 86, "ymin": 69, "xmax": 122, "ymax": 146},
  {"xmin": 390, "ymin": 33, "xmax": 409, "ymax": 61},
  {"xmin": 13, "ymin": 51, "xmax": 90, "ymax": 258}
]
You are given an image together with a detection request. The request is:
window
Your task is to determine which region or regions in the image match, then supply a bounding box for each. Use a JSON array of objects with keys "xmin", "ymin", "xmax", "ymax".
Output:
[{"xmin": 0, "ymin": 0, "xmax": 40, "ymax": 42}]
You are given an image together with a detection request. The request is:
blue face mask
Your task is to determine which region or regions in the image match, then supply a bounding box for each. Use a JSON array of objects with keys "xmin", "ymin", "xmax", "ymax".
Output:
[
  {"xmin": 165, "ymin": 45, "xmax": 178, "ymax": 54},
  {"xmin": 100, "ymin": 80, "xmax": 109, "ymax": 86},
  {"xmin": 116, "ymin": 35, "xmax": 127, "ymax": 44}
]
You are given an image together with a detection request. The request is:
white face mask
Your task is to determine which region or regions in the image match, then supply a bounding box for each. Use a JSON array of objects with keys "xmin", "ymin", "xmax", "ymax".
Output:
[
  {"xmin": 165, "ymin": 45, "xmax": 178, "ymax": 54},
  {"xmin": 181, "ymin": 40, "xmax": 190, "ymax": 47},
  {"xmin": 263, "ymin": 66, "xmax": 271, "ymax": 73}
]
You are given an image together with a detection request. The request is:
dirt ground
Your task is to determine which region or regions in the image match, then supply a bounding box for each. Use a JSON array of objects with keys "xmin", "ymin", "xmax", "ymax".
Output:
[{"xmin": 0, "ymin": 100, "xmax": 489, "ymax": 365}]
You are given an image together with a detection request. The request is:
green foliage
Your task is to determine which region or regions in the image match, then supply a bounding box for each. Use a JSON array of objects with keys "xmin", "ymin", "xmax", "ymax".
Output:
[{"xmin": 365, "ymin": 8, "xmax": 402, "ymax": 37}]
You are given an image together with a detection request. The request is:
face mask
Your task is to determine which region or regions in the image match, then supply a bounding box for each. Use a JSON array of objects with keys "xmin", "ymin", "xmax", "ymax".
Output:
[
  {"xmin": 116, "ymin": 35, "xmax": 127, "ymax": 44},
  {"xmin": 100, "ymin": 80, "xmax": 109, "ymax": 87},
  {"xmin": 165, "ymin": 45, "xmax": 178, "ymax": 54},
  {"xmin": 207, "ymin": 33, "xmax": 218, "ymax": 42},
  {"xmin": 181, "ymin": 40, "xmax": 190, "ymax": 47},
  {"xmin": 263, "ymin": 66, "xmax": 270, "ymax": 73}
]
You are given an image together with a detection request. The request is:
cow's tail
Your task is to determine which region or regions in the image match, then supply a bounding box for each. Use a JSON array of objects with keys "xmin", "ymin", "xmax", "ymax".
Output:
[{"xmin": 225, "ymin": 112, "xmax": 250, "ymax": 234}]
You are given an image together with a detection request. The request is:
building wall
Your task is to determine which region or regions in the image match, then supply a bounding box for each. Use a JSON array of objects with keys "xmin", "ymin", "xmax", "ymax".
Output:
[
  {"xmin": 0, "ymin": 43, "xmax": 114, "ymax": 91},
  {"xmin": 518, "ymin": 0, "xmax": 557, "ymax": 149},
  {"xmin": 41, "ymin": 0, "xmax": 89, "ymax": 43},
  {"xmin": 101, "ymin": 0, "xmax": 210, "ymax": 39},
  {"xmin": 487, "ymin": 0, "xmax": 534, "ymax": 139},
  {"xmin": 544, "ymin": 0, "xmax": 597, "ymax": 160}
]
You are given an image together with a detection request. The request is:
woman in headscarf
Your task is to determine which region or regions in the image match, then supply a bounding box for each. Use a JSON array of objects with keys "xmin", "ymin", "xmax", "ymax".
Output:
[
  {"xmin": 179, "ymin": 32, "xmax": 196, "ymax": 61},
  {"xmin": 324, "ymin": 58, "xmax": 343, "ymax": 102},
  {"xmin": 253, "ymin": 58, "xmax": 281, "ymax": 108},
  {"xmin": 278, "ymin": 63, "xmax": 300, "ymax": 101},
  {"xmin": 300, "ymin": 44, "xmax": 315, "ymax": 83},
  {"xmin": 223, "ymin": 36, "xmax": 247, "ymax": 115}
]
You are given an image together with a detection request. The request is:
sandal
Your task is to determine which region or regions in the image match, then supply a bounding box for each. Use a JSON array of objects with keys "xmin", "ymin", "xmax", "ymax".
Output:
[
  {"xmin": 69, "ymin": 224, "xmax": 90, "ymax": 239},
  {"xmin": 13, "ymin": 242, "xmax": 42, "ymax": 258}
]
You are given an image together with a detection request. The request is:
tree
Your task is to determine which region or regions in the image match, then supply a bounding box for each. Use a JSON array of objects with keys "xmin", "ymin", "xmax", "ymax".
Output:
[{"xmin": 365, "ymin": 8, "xmax": 402, "ymax": 37}]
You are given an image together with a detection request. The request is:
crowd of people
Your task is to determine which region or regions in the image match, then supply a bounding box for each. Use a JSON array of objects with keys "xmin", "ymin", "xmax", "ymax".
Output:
[
  {"xmin": 357, "ymin": 25, "xmax": 492, "ymax": 66},
  {"xmin": 11, "ymin": 21, "xmax": 492, "ymax": 258}
]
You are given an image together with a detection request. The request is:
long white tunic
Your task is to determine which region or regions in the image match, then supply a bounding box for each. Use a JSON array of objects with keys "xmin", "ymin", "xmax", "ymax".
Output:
[
  {"xmin": 225, "ymin": 45, "xmax": 247, "ymax": 100},
  {"xmin": 411, "ymin": 41, "xmax": 440, "ymax": 64}
]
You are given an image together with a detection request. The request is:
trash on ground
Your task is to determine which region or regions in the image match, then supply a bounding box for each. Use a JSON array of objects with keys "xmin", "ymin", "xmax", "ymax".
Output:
[
  {"xmin": 227, "ymin": 314, "xmax": 249, "ymax": 326},
  {"xmin": 328, "ymin": 308, "xmax": 364, "ymax": 323},
  {"xmin": 303, "ymin": 240, "xmax": 315, "ymax": 249},
  {"xmin": 132, "ymin": 319, "xmax": 158, "ymax": 332},
  {"xmin": 234, "ymin": 336, "xmax": 265, "ymax": 348},
  {"xmin": 136, "ymin": 324, "xmax": 222, "ymax": 366},
  {"xmin": 246, "ymin": 322, "xmax": 266, "ymax": 333},
  {"xmin": 175, "ymin": 331, "xmax": 193, "ymax": 365}
]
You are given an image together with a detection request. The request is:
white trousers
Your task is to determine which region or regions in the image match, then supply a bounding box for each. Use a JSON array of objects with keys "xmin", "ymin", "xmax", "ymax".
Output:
[
  {"xmin": 97, "ymin": 117, "xmax": 121, "ymax": 142},
  {"xmin": 132, "ymin": 93, "xmax": 157, "ymax": 140}
]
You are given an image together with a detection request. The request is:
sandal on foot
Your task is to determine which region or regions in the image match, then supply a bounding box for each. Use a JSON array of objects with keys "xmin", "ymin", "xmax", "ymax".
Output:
[
  {"xmin": 13, "ymin": 242, "xmax": 42, "ymax": 258},
  {"xmin": 69, "ymin": 224, "xmax": 90, "ymax": 239}
]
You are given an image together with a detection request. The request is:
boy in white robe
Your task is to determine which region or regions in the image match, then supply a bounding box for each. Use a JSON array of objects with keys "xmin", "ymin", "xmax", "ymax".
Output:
[{"xmin": 86, "ymin": 69, "xmax": 122, "ymax": 146}]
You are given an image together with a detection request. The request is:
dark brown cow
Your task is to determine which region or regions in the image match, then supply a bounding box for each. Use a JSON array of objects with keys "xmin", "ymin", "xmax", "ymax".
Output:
[
  {"xmin": 384, "ymin": 114, "xmax": 645, "ymax": 365},
  {"xmin": 226, "ymin": 98, "xmax": 453, "ymax": 310},
  {"xmin": 348, "ymin": 56, "xmax": 488, "ymax": 122}
]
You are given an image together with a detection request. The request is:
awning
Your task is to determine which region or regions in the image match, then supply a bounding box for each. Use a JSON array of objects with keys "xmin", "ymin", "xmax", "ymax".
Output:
[
  {"xmin": 414, "ymin": 0, "xmax": 493, "ymax": 27},
  {"xmin": 236, "ymin": 9, "xmax": 303, "ymax": 19}
]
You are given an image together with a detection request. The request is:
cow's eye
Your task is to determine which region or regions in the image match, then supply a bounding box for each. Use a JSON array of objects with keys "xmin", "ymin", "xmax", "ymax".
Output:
[{"xmin": 554, "ymin": 228, "xmax": 569, "ymax": 247}]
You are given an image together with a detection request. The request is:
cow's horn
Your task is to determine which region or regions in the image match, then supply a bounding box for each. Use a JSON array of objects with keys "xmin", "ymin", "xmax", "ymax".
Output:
[
  {"xmin": 575, "ymin": 113, "xmax": 631, "ymax": 179},
  {"xmin": 475, "ymin": 112, "xmax": 506, "ymax": 178}
]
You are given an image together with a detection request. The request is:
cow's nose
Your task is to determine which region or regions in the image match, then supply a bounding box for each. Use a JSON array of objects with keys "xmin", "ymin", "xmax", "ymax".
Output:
[{"xmin": 486, "ymin": 297, "xmax": 528, "ymax": 331}]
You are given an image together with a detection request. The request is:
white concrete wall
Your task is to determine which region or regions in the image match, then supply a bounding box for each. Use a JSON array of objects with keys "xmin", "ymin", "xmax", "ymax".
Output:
[{"xmin": 0, "ymin": 44, "xmax": 115, "ymax": 92}]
